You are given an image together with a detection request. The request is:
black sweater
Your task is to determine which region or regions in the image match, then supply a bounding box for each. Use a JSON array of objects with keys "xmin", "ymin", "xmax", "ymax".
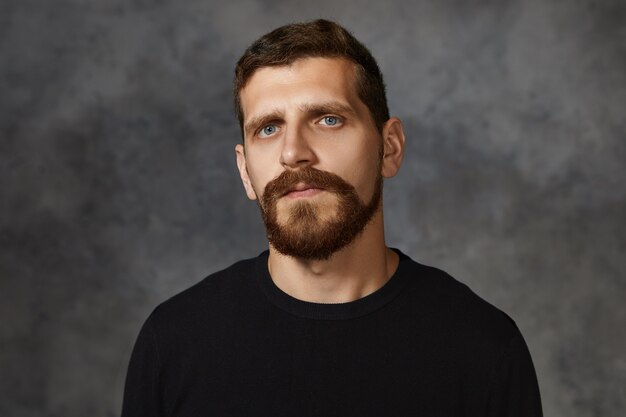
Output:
[{"xmin": 122, "ymin": 249, "xmax": 542, "ymax": 416}]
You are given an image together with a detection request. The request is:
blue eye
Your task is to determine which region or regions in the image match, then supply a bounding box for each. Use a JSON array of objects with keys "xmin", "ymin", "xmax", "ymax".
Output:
[
  {"xmin": 260, "ymin": 125, "xmax": 278, "ymax": 137},
  {"xmin": 322, "ymin": 116, "xmax": 339, "ymax": 126}
]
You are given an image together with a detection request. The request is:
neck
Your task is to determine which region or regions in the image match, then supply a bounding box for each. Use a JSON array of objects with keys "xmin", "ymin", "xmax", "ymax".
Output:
[{"xmin": 267, "ymin": 210, "xmax": 399, "ymax": 303}]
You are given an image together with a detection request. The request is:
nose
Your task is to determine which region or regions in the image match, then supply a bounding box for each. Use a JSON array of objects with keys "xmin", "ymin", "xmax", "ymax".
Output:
[{"xmin": 279, "ymin": 125, "xmax": 317, "ymax": 169}]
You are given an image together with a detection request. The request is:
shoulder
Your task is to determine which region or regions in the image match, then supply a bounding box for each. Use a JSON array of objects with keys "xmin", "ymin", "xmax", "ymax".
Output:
[
  {"xmin": 398, "ymin": 257, "xmax": 542, "ymax": 414},
  {"xmin": 397, "ymin": 252, "xmax": 522, "ymax": 350},
  {"xmin": 145, "ymin": 253, "xmax": 261, "ymax": 334}
]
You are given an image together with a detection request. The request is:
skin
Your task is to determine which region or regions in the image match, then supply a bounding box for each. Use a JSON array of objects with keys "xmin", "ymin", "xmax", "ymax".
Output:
[{"xmin": 235, "ymin": 57, "xmax": 406, "ymax": 303}]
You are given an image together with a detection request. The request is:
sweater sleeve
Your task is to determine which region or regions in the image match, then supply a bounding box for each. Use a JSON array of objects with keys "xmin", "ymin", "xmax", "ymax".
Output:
[
  {"xmin": 486, "ymin": 327, "xmax": 543, "ymax": 417},
  {"xmin": 121, "ymin": 313, "xmax": 163, "ymax": 417}
]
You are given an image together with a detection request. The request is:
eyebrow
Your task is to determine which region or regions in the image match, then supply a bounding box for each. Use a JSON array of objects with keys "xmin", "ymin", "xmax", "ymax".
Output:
[
  {"xmin": 243, "ymin": 101, "xmax": 357, "ymax": 136},
  {"xmin": 244, "ymin": 110, "xmax": 283, "ymax": 137},
  {"xmin": 298, "ymin": 101, "xmax": 357, "ymax": 118}
]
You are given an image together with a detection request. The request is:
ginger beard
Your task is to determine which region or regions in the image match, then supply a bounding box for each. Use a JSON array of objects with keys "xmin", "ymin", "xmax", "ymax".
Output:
[{"xmin": 258, "ymin": 166, "xmax": 383, "ymax": 261}]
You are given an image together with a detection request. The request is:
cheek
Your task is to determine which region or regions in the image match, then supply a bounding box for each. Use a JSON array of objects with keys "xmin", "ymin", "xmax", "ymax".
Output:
[
  {"xmin": 245, "ymin": 158, "xmax": 275, "ymax": 199},
  {"xmin": 337, "ymin": 151, "xmax": 381, "ymax": 198},
  {"xmin": 339, "ymin": 142, "xmax": 382, "ymax": 178},
  {"xmin": 250, "ymin": 178, "xmax": 269, "ymax": 202},
  {"xmin": 243, "ymin": 169, "xmax": 267, "ymax": 203}
]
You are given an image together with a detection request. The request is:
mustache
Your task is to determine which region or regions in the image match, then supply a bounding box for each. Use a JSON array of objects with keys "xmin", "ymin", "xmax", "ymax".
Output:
[{"xmin": 262, "ymin": 167, "xmax": 356, "ymax": 202}]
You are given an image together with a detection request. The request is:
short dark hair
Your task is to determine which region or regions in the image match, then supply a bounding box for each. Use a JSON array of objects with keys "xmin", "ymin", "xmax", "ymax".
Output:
[{"xmin": 233, "ymin": 19, "xmax": 390, "ymax": 134}]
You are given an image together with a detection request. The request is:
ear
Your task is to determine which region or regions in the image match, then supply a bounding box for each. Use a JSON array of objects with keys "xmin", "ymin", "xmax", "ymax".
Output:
[
  {"xmin": 380, "ymin": 117, "xmax": 405, "ymax": 178},
  {"xmin": 235, "ymin": 144, "xmax": 258, "ymax": 201}
]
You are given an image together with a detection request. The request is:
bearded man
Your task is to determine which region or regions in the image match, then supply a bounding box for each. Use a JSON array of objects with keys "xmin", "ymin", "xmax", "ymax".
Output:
[{"xmin": 122, "ymin": 19, "xmax": 543, "ymax": 416}]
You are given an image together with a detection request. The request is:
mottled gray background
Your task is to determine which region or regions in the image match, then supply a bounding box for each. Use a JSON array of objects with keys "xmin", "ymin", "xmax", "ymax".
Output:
[{"xmin": 1, "ymin": 0, "xmax": 625, "ymax": 416}]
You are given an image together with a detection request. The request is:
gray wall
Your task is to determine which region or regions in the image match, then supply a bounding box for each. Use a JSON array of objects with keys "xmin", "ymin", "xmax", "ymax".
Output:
[{"xmin": 1, "ymin": 0, "xmax": 624, "ymax": 416}]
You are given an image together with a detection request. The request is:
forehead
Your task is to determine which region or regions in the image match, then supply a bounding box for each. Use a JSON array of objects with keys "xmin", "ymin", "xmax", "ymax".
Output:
[{"xmin": 240, "ymin": 57, "xmax": 363, "ymax": 121}]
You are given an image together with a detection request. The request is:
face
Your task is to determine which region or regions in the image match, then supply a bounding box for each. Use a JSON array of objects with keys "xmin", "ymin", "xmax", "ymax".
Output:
[{"xmin": 235, "ymin": 57, "xmax": 390, "ymax": 260}]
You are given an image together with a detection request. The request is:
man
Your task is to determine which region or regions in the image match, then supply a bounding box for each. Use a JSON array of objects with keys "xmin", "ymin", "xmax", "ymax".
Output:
[{"xmin": 122, "ymin": 19, "xmax": 542, "ymax": 416}]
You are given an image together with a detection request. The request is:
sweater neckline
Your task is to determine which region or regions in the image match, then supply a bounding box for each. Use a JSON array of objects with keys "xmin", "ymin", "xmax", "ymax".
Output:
[{"xmin": 255, "ymin": 248, "xmax": 411, "ymax": 320}]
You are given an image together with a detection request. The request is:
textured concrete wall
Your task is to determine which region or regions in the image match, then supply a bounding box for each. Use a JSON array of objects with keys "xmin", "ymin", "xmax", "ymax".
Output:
[{"xmin": 1, "ymin": 0, "xmax": 624, "ymax": 416}]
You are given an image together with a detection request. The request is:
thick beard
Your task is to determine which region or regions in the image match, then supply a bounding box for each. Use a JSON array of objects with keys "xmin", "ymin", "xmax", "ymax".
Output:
[{"xmin": 258, "ymin": 166, "xmax": 382, "ymax": 261}]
